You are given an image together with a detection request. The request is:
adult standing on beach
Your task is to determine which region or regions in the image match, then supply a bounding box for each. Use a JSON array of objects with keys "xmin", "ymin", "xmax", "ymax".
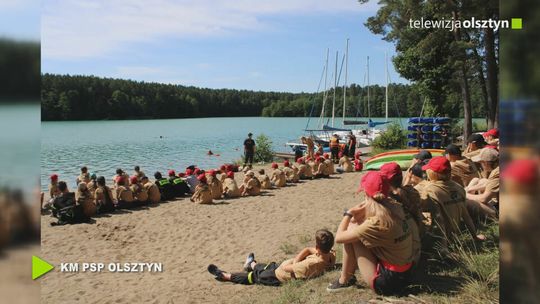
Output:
[
  {"xmin": 301, "ymin": 136, "xmax": 315, "ymax": 159},
  {"xmin": 243, "ymin": 132, "xmax": 256, "ymax": 169},
  {"xmin": 347, "ymin": 132, "xmax": 356, "ymax": 158},
  {"xmin": 330, "ymin": 134, "xmax": 340, "ymax": 163}
]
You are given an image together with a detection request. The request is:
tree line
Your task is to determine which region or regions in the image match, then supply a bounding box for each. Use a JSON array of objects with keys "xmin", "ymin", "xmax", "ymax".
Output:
[
  {"xmin": 0, "ymin": 39, "xmax": 40, "ymax": 102},
  {"xmin": 41, "ymin": 74, "xmax": 487, "ymax": 121}
]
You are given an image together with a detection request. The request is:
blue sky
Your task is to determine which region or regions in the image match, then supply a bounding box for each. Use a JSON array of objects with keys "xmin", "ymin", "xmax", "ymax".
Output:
[
  {"xmin": 0, "ymin": 0, "xmax": 40, "ymax": 41},
  {"xmin": 38, "ymin": 0, "xmax": 407, "ymax": 93}
]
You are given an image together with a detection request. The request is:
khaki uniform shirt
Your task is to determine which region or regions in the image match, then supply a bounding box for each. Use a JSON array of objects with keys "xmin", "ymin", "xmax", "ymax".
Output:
[
  {"xmin": 339, "ymin": 156, "xmax": 353, "ymax": 172},
  {"xmin": 223, "ymin": 178, "xmax": 241, "ymax": 197},
  {"xmin": 271, "ymin": 169, "xmax": 287, "ymax": 187},
  {"xmin": 115, "ymin": 185, "xmax": 135, "ymax": 203},
  {"xmin": 451, "ymin": 158, "xmax": 480, "ymax": 187},
  {"xmin": 353, "ymin": 210, "xmax": 413, "ymax": 266},
  {"xmin": 484, "ymin": 167, "xmax": 500, "ymax": 203},
  {"xmin": 144, "ymin": 182, "xmax": 161, "ymax": 203},
  {"xmin": 49, "ymin": 182, "xmax": 60, "ymax": 199},
  {"xmin": 297, "ymin": 164, "xmax": 312, "ymax": 178},
  {"xmin": 258, "ymin": 174, "xmax": 272, "ymax": 189},
  {"xmin": 94, "ymin": 186, "xmax": 114, "ymax": 205},
  {"xmin": 323, "ymin": 159, "xmax": 334, "ymax": 175},
  {"xmin": 274, "ymin": 252, "xmax": 336, "ymax": 282},
  {"xmin": 244, "ymin": 177, "xmax": 261, "ymax": 196},
  {"xmin": 76, "ymin": 190, "xmax": 96, "ymax": 217},
  {"xmin": 208, "ymin": 176, "xmax": 223, "ymax": 199},
  {"xmin": 191, "ymin": 184, "xmax": 213, "ymax": 204},
  {"xmin": 130, "ymin": 184, "xmax": 148, "ymax": 202},
  {"xmin": 424, "ymin": 180, "xmax": 469, "ymax": 235}
]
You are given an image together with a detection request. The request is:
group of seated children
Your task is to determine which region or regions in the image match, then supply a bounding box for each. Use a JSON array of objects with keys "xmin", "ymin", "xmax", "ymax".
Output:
[{"xmin": 207, "ymin": 136, "xmax": 500, "ymax": 296}]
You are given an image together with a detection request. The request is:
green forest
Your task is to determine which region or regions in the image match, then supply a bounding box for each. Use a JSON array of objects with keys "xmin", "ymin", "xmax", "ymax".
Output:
[
  {"xmin": 0, "ymin": 39, "xmax": 40, "ymax": 101},
  {"xmin": 41, "ymin": 74, "xmax": 487, "ymax": 121}
]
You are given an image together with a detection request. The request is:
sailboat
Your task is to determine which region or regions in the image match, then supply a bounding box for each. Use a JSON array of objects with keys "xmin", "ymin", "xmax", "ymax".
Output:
[
  {"xmin": 285, "ymin": 42, "xmax": 393, "ymax": 152},
  {"xmin": 319, "ymin": 46, "xmax": 391, "ymax": 147}
]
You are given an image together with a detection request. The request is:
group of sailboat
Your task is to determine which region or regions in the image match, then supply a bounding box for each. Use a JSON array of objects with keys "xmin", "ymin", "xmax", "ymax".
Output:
[{"xmin": 287, "ymin": 39, "xmax": 392, "ymax": 152}]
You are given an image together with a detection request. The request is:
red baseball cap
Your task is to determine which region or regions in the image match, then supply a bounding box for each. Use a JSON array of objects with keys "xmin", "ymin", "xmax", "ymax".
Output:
[
  {"xmin": 502, "ymin": 159, "xmax": 538, "ymax": 185},
  {"xmin": 284, "ymin": 160, "xmax": 290, "ymax": 167},
  {"xmin": 324, "ymin": 153, "xmax": 330, "ymax": 159},
  {"xmin": 220, "ymin": 165, "xmax": 226, "ymax": 171},
  {"xmin": 130, "ymin": 176, "xmax": 138, "ymax": 184},
  {"xmin": 271, "ymin": 163, "xmax": 278, "ymax": 169},
  {"xmin": 422, "ymin": 156, "xmax": 451, "ymax": 173},
  {"xmin": 484, "ymin": 128, "xmax": 499, "ymax": 138},
  {"xmin": 208, "ymin": 169, "xmax": 217, "ymax": 177},
  {"xmin": 194, "ymin": 168, "xmax": 201, "ymax": 175},
  {"xmin": 197, "ymin": 174, "xmax": 207, "ymax": 183},
  {"xmin": 186, "ymin": 168, "xmax": 193, "ymax": 175},
  {"xmin": 50, "ymin": 174, "xmax": 58, "ymax": 181},
  {"xmin": 168, "ymin": 169, "xmax": 175, "ymax": 176},
  {"xmin": 379, "ymin": 162, "xmax": 402, "ymax": 181},
  {"xmin": 226, "ymin": 171, "xmax": 234, "ymax": 178},
  {"xmin": 116, "ymin": 176, "xmax": 124, "ymax": 184},
  {"xmin": 359, "ymin": 171, "xmax": 389, "ymax": 197},
  {"xmin": 178, "ymin": 172, "xmax": 186, "ymax": 177}
]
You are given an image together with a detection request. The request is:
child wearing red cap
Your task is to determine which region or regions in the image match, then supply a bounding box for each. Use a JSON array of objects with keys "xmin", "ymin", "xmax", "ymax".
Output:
[
  {"xmin": 190, "ymin": 174, "xmax": 213, "ymax": 204},
  {"xmin": 379, "ymin": 162, "xmax": 422, "ymax": 264},
  {"xmin": 323, "ymin": 154, "xmax": 335, "ymax": 176},
  {"xmin": 184, "ymin": 168, "xmax": 200, "ymax": 194},
  {"xmin": 338, "ymin": 153, "xmax": 353, "ymax": 173},
  {"xmin": 206, "ymin": 170, "xmax": 223, "ymax": 200},
  {"xmin": 48, "ymin": 174, "xmax": 61, "ymax": 202},
  {"xmin": 328, "ymin": 171, "xmax": 413, "ymax": 295},
  {"xmin": 296, "ymin": 158, "xmax": 313, "ymax": 180},
  {"xmin": 422, "ymin": 157, "xmax": 485, "ymax": 250},
  {"xmin": 312, "ymin": 157, "xmax": 328, "ymax": 179},
  {"xmin": 270, "ymin": 163, "xmax": 287, "ymax": 187},
  {"xmin": 222, "ymin": 171, "xmax": 241, "ymax": 198},
  {"xmin": 282, "ymin": 160, "xmax": 298, "ymax": 183},
  {"xmin": 130, "ymin": 175, "xmax": 149, "ymax": 205}
]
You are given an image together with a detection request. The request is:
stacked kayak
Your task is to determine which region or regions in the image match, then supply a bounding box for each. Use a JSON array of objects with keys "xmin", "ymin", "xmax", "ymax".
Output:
[
  {"xmin": 365, "ymin": 149, "xmax": 445, "ymax": 170},
  {"xmin": 407, "ymin": 117, "xmax": 451, "ymax": 149}
]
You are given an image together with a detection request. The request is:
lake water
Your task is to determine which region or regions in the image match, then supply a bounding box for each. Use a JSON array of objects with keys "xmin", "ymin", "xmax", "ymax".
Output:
[
  {"xmin": 41, "ymin": 116, "xmax": 485, "ymax": 191},
  {"xmin": 41, "ymin": 117, "xmax": 406, "ymax": 191},
  {"xmin": 0, "ymin": 104, "xmax": 40, "ymax": 198}
]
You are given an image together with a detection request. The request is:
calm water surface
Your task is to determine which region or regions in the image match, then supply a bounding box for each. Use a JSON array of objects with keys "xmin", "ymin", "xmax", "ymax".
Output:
[{"xmin": 41, "ymin": 117, "xmax": 407, "ymax": 190}]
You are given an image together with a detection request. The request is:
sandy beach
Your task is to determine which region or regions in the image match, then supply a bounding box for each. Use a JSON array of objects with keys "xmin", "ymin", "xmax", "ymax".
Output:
[{"xmin": 41, "ymin": 170, "xmax": 367, "ymax": 303}]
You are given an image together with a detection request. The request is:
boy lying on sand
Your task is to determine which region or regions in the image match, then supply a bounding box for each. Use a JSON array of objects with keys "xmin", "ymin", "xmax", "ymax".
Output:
[{"xmin": 207, "ymin": 229, "xmax": 335, "ymax": 286}]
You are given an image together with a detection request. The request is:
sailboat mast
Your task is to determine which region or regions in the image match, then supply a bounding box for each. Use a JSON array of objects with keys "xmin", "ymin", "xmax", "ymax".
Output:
[
  {"xmin": 332, "ymin": 51, "xmax": 338, "ymax": 127},
  {"xmin": 342, "ymin": 38, "xmax": 349, "ymax": 123},
  {"xmin": 319, "ymin": 48, "xmax": 329, "ymax": 128},
  {"xmin": 385, "ymin": 52, "xmax": 389, "ymax": 121},
  {"xmin": 367, "ymin": 56, "xmax": 370, "ymax": 120}
]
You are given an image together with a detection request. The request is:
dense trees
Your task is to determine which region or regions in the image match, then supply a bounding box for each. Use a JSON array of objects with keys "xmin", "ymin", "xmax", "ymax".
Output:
[
  {"xmin": 41, "ymin": 74, "xmax": 487, "ymax": 121},
  {"xmin": 0, "ymin": 39, "xmax": 40, "ymax": 101}
]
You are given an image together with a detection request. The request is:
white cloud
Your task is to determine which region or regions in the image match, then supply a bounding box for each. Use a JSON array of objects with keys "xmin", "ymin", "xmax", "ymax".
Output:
[{"xmin": 42, "ymin": 0, "xmax": 378, "ymax": 60}]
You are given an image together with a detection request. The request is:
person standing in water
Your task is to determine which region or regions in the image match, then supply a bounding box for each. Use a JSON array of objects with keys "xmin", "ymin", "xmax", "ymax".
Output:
[{"xmin": 243, "ymin": 133, "xmax": 256, "ymax": 169}]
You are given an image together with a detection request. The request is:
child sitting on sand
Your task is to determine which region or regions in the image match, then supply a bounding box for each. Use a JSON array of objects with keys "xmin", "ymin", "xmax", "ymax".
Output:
[
  {"xmin": 190, "ymin": 174, "xmax": 213, "ymax": 204},
  {"xmin": 257, "ymin": 169, "xmax": 272, "ymax": 189},
  {"xmin": 239, "ymin": 170, "xmax": 261, "ymax": 196},
  {"xmin": 207, "ymin": 229, "xmax": 336, "ymax": 286},
  {"xmin": 222, "ymin": 171, "xmax": 241, "ymax": 198},
  {"xmin": 270, "ymin": 163, "xmax": 287, "ymax": 187}
]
